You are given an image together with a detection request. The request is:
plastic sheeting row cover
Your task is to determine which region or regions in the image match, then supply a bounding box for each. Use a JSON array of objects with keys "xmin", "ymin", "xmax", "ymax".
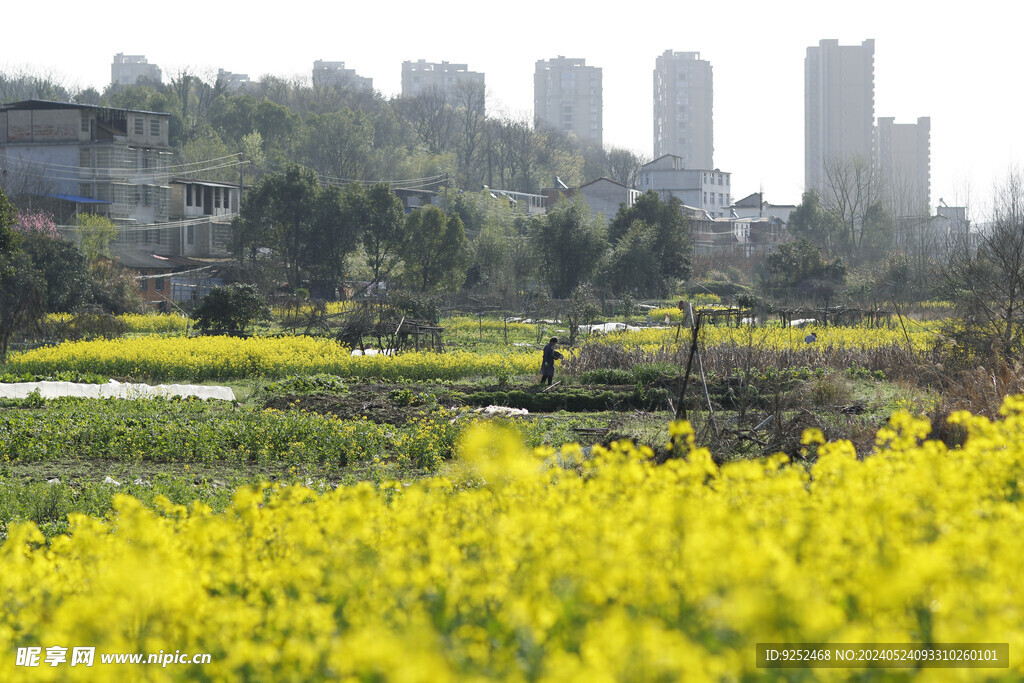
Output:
[{"xmin": 0, "ymin": 380, "xmax": 235, "ymax": 401}]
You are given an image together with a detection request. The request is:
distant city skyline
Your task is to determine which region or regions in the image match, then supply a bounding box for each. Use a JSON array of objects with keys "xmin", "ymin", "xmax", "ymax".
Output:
[{"xmin": 6, "ymin": 0, "xmax": 1021, "ymax": 214}]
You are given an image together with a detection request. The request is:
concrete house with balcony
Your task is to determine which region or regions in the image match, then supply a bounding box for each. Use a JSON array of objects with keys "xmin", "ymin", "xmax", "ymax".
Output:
[
  {"xmin": 167, "ymin": 178, "xmax": 239, "ymax": 257},
  {"xmin": 0, "ymin": 99, "xmax": 172, "ymax": 243},
  {"xmin": 638, "ymin": 154, "xmax": 731, "ymax": 218}
]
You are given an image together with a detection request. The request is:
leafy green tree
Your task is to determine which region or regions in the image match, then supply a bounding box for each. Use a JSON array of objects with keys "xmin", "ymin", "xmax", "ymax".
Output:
[
  {"xmin": 75, "ymin": 211, "xmax": 142, "ymax": 314},
  {"xmin": 604, "ymin": 220, "xmax": 660, "ymax": 296},
  {"xmin": 763, "ymin": 238, "xmax": 847, "ymax": 302},
  {"xmin": 235, "ymin": 165, "xmax": 359, "ymax": 294},
  {"xmin": 607, "ymin": 190, "xmax": 691, "ymax": 295},
  {"xmin": 210, "ymin": 93, "xmax": 260, "ymax": 146},
  {"xmin": 175, "ymin": 123, "xmax": 237, "ymax": 183},
  {"xmin": 566, "ymin": 283, "xmax": 602, "ymax": 347},
  {"xmin": 532, "ymin": 195, "xmax": 608, "ymax": 299},
  {"xmin": 786, "ymin": 190, "xmax": 842, "ymax": 256},
  {"xmin": 0, "ymin": 189, "xmax": 18, "ymax": 254},
  {"xmin": 236, "ymin": 164, "xmax": 321, "ymax": 288},
  {"xmin": 359, "ymin": 183, "xmax": 406, "ymax": 289},
  {"xmin": 402, "ymin": 206, "xmax": 468, "ymax": 292},
  {"xmin": 0, "ymin": 190, "xmax": 45, "ymax": 360},
  {"xmin": 300, "ymin": 109, "xmax": 374, "ymax": 181},
  {"xmin": 253, "ymin": 99, "xmax": 299, "ymax": 161},
  {"xmin": 859, "ymin": 201, "xmax": 897, "ymax": 263},
  {"xmin": 20, "ymin": 232, "xmax": 91, "ymax": 313},
  {"xmin": 304, "ymin": 183, "xmax": 360, "ymax": 298},
  {"xmin": 192, "ymin": 284, "xmax": 271, "ymax": 334},
  {"xmin": 472, "ymin": 214, "xmax": 536, "ymax": 301},
  {"xmin": 0, "ymin": 250, "xmax": 46, "ymax": 361},
  {"xmin": 77, "ymin": 213, "xmax": 118, "ymax": 263}
]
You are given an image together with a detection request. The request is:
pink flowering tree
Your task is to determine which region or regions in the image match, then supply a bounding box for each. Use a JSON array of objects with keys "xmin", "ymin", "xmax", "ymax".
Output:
[{"xmin": 15, "ymin": 210, "xmax": 59, "ymax": 238}]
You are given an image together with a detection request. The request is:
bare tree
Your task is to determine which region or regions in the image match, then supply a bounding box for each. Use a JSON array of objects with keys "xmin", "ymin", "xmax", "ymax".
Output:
[
  {"xmin": 451, "ymin": 81, "xmax": 487, "ymax": 187},
  {"xmin": 0, "ymin": 67, "xmax": 73, "ymax": 103},
  {"xmin": 487, "ymin": 116, "xmax": 536, "ymax": 193},
  {"xmin": 940, "ymin": 170, "xmax": 1024, "ymax": 362},
  {"xmin": 820, "ymin": 154, "xmax": 892, "ymax": 264},
  {"xmin": 168, "ymin": 67, "xmax": 228, "ymax": 139},
  {"xmin": 605, "ymin": 147, "xmax": 648, "ymax": 188},
  {"xmin": 400, "ymin": 86, "xmax": 456, "ymax": 156}
]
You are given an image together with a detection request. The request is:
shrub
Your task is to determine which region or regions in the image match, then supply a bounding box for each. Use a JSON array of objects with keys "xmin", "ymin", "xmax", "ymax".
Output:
[{"xmin": 192, "ymin": 284, "xmax": 271, "ymax": 334}]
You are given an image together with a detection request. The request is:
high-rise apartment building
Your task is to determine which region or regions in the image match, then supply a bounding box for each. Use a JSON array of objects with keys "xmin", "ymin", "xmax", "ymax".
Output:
[
  {"xmin": 111, "ymin": 53, "xmax": 162, "ymax": 87},
  {"xmin": 653, "ymin": 51, "xmax": 713, "ymax": 169},
  {"xmin": 401, "ymin": 60, "xmax": 484, "ymax": 99},
  {"xmin": 312, "ymin": 61, "xmax": 373, "ymax": 90},
  {"xmin": 534, "ymin": 56, "xmax": 602, "ymax": 147},
  {"xmin": 876, "ymin": 116, "xmax": 931, "ymax": 218},
  {"xmin": 804, "ymin": 39, "xmax": 875, "ymax": 194}
]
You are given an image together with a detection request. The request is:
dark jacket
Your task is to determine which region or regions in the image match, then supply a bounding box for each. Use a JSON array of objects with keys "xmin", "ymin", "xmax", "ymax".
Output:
[{"xmin": 541, "ymin": 343, "xmax": 562, "ymax": 377}]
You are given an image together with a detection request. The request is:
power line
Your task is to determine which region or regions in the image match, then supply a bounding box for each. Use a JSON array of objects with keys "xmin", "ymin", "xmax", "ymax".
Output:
[
  {"xmin": 55, "ymin": 213, "xmax": 238, "ymax": 233},
  {"xmin": 2, "ymin": 157, "xmax": 247, "ymax": 185}
]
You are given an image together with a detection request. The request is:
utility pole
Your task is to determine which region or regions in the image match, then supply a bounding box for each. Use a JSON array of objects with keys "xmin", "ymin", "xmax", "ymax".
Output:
[{"xmin": 443, "ymin": 172, "xmax": 449, "ymax": 216}]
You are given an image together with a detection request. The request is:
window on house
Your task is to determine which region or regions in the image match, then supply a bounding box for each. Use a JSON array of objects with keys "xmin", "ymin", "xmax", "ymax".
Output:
[
  {"xmin": 134, "ymin": 117, "xmax": 144, "ymax": 136},
  {"xmin": 214, "ymin": 189, "xmax": 221, "ymax": 209},
  {"xmin": 150, "ymin": 119, "xmax": 160, "ymax": 136},
  {"xmin": 155, "ymin": 278, "xmax": 164, "ymax": 291},
  {"xmin": 81, "ymin": 115, "xmax": 89, "ymax": 133},
  {"xmin": 186, "ymin": 185, "xmax": 193, "ymax": 207},
  {"xmin": 141, "ymin": 279, "xmax": 148, "ymax": 292}
]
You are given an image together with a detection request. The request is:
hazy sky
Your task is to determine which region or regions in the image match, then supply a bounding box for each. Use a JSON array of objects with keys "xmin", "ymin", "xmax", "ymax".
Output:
[{"xmin": 5, "ymin": 0, "xmax": 1020, "ymax": 214}]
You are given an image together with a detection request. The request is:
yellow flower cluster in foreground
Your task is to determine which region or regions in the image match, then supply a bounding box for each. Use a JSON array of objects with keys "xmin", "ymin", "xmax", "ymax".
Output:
[
  {"xmin": 7, "ymin": 337, "xmax": 540, "ymax": 381},
  {"xmin": 4, "ymin": 403, "xmax": 1024, "ymax": 680}
]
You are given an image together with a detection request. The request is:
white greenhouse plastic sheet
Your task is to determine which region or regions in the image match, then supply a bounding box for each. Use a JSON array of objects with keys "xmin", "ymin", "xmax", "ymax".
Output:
[{"xmin": 0, "ymin": 380, "xmax": 235, "ymax": 401}]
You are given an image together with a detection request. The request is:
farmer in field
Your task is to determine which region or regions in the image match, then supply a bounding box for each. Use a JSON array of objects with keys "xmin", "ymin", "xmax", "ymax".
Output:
[
  {"xmin": 539, "ymin": 337, "xmax": 563, "ymax": 386},
  {"xmin": 805, "ymin": 331, "xmax": 817, "ymax": 343}
]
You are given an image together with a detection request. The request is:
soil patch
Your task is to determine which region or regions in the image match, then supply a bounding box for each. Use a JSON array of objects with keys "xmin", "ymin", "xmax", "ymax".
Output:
[{"xmin": 263, "ymin": 381, "xmax": 673, "ymax": 423}]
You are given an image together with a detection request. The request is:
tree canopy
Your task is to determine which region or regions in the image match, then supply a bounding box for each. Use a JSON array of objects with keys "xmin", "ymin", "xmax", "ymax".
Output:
[
  {"xmin": 402, "ymin": 206, "xmax": 468, "ymax": 293},
  {"xmin": 532, "ymin": 196, "xmax": 608, "ymax": 299},
  {"xmin": 607, "ymin": 190, "xmax": 691, "ymax": 296},
  {"xmin": 192, "ymin": 283, "xmax": 271, "ymax": 334}
]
